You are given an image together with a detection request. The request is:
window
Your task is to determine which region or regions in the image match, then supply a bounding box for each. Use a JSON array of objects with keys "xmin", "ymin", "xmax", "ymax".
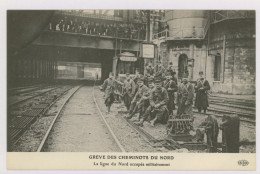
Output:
[{"xmin": 214, "ymin": 54, "xmax": 221, "ymax": 81}]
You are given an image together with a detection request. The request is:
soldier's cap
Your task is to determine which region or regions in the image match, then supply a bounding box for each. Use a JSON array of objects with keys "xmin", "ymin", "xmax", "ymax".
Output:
[
  {"xmin": 154, "ymin": 78, "xmax": 162, "ymax": 83},
  {"xmin": 169, "ymin": 62, "xmax": 173, "ymax": 65},
  {"xmin": 148, "ymin": 77, "xmax": 155, "ymax": 83},
  {"xmin": 199, "ymin": 71, "xmax": 204, "ymax": 75}
]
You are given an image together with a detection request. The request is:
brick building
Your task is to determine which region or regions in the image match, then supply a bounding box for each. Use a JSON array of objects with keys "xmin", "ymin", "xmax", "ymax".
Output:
[{"xmin": 152, "ymin": 10, "xmax": 255, "ymax": 94}]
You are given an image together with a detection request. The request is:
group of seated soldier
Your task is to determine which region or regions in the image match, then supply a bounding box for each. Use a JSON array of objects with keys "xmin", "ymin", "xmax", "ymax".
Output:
[
  {"xmin": 101, "ymin": 61, "xmax": 180, "ymax": 127},
  {"xmin": 48, "ymin": 16, "xmax": 146, "ymax": 40}
]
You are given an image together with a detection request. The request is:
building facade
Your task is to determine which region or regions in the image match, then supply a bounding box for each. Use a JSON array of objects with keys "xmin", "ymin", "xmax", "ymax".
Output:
[{"xmin": 153, "ymin": 10, "xmax": 255, "ymax": 94}]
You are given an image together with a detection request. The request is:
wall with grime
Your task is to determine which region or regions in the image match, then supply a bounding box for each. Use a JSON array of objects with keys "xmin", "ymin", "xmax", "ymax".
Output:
[
  {"xmin": 208, "ymin": 19, "xmax": 255, "ymax": 94},
  {"xmin": 159, "ymin": 41, "xmax": 208, "ymax": 82}
]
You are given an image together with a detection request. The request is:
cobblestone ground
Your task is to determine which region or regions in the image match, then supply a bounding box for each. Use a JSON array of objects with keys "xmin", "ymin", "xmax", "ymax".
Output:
[{"xmin": 44, "ymin": 86, "xmax": 120, "ymax": 152}]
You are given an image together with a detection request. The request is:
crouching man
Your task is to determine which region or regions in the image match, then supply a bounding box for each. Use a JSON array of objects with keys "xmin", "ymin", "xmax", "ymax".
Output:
[
  {"xmin": 126, "ymin": 76, "xmax": 149, "ymax": 119},
  {"xmin": 143, "ymin": 78, "xmax": 169, "ymax": 127},
  {"xmin": 134, "ymin": 78, "xmax": 155, "ymax": 126}
]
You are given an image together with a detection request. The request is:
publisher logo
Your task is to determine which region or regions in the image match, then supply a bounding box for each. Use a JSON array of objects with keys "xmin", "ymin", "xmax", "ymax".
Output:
[{"xmin": 238, "ymin": 160, "xmax": 249, "ymax": 166}]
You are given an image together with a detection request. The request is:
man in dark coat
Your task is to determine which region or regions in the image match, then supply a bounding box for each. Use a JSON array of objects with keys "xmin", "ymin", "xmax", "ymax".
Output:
[
  {"xmin": 126, "ymin": 76, "xmax": 149, "ymax": 119},
  {"xmin": 194, "ymin": 71, "xmax": 211, "ymax": 113},
  {"xmin": 163, "ymin": 71, "xmax": 178, "ymax": 115},
  {"xmin": 100, "ymin": 72, "xmax": 116, "ymax": 113},
  {"xmin": 147, "ymin": 78, "xmax": 169, "ymax": 126}
]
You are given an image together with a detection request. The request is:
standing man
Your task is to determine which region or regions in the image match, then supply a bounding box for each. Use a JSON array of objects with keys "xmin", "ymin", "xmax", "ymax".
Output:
[
  {"xmin": 194, "ymin": 71, "xmax": 211, "ymax": 113},
  {"xmin": 177, "ymin": 74, "xmax": 194, "ymax": 117},
  {"xmin": 115, "ymin": 73, "xmax": 136, "ymax": 111},
  {"xmin": 132, "ymin": 68, "xmax": 141, "ymax": 95},
  {"xmin": 145, "ymin": 62, "xmax": 154, "ymax": 76},
  {"xmin": 154, "ymin": 60, "xmax": 165, "ymax": 81},
  {"xmin": 126, "ymin": 76, "xmax": 149, "ymax": 119},
  {"xmin": 148, "ymin": 78, "xmax": 169, "ymax": 126},
  {"xmin": 163, "ymin": 71, "xmax": 178, "ymax": 115},
  {"xmin": 100, "ymin": 72, "xmax": 116, "ymax": 113}
]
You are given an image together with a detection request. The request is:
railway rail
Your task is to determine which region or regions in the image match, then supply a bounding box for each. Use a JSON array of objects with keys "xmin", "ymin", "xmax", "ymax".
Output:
[
  {"xmin": 36, "ymin": 82, "xmax": 125, "ymax": 152},
  {"xmin": 8, "ymin": 85, "xmax": 77, "ymax": 151}
]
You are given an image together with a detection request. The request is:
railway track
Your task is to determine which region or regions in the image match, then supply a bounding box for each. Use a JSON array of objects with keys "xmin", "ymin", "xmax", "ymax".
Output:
[
  {"xmin": 8, "ymin": 86, "xmax": 62, "ymax": 107},
  {"xmin": 8, "ymin": 85, "xmax": 77, "ymax": 151},
  {"xmin": 36, "ymin": 83, "xmax": 125, "ymax": 152}
]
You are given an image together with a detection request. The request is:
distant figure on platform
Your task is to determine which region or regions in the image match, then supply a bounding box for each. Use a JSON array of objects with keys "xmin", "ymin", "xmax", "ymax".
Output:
[
  {"xmin": 194, "ymin": 71, "xmax": 210, "ymax": 113},
  {"xmin": 177, "ymin": 74, "xmax": 194, "ymax": 117},
  {"xmin": 115, "ymin": 73, "xmax": 136, "ymax": 111},
  {"xmin": 147, "ymin": 78, "xmax": 169, "ymax": 126},
  {"xmin": 163, "ymin": 71, "xmax": 178, "ymax": 115},
  {"xmin": 100, "ymin": 72, "xmax": 116, "ymax": 113},
  {"xmin": 197, "ymin": 114, "xmax": 219, "ymax": 152},
  {"xmin": 126, "ymin": 76, "xmax": 149, "ymax": 119}
]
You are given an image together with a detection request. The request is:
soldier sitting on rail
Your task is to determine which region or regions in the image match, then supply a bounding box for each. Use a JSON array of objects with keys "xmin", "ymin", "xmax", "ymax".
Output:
[
  {"xmin": 100, "ymin": 72, "xmax": 116, "ymax": 113},
  {"xmin": 134, "ymin": 78, "xmax": 155, "ymax": 127},
  {"xmin": 163, "ymin": 71, "xmax": 178, "ymax": 115},
  {"xmin": 142, "ymin": 78, "xmax": 169, "ymax": 127},
  {"xmin": 126, "ymin": 76, "xmax": 149, "ymax": 119},
  {"xmin": 194, "ymin": 71, "xmax": 211, "ymax": 114}
]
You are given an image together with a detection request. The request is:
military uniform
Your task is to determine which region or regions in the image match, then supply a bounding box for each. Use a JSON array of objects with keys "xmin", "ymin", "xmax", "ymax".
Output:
[
  {"xmin": 145, "ymin": 86, "xmax": 169, "ymax": 124},
  {"xmin": 177, "ymin": 81, "xmax": 194, "ymax": 117},
  {"xmin": 163, "ymin": 78, "xmax": 178, "ymax": 115},
  {"xmin": 194, "ymin": 78, "xmax": 210, "ymax": 113},
  {"xmin": 128, "ymin": 82, "xmax": 149, "ymax": 119},
  {"xmin": 101, "ymin": 78, "xmax": 116, "ymax": 107},
  {"xmin": 199, "ymin": 115, "xmax": 219, "ymax": 152},
  {"xmin": 122, "ymin": 78, "xmax": 136, "ymax": 110}
]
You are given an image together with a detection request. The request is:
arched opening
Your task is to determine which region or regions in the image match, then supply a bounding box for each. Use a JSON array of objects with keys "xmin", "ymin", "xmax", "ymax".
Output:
[
  {"xmin": 214, "ymin": 53, "xmax": 221, "ymax": 81},
  {"xmin": 178, "ymin": 54, "xmax": 188, "ymax": 78}
]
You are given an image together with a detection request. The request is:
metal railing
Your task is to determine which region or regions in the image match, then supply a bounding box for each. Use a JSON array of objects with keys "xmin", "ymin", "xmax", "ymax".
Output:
[
  {"xmin": 153, "ymin": 17, "xmax": 211, "ymax": 41},
  {"xmin": 211, "ymin": 10, "xmax": 255, "ymax": 24}
]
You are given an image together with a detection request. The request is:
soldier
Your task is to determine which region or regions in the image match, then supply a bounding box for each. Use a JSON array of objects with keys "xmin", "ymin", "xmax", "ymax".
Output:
[
  {"xmin": 154, "ymin": 60, "xmax": 165, "ymax": 80},
  {"xmin": 145, "ymin": 62, "xmax": 154, "ymax": 76},
  {"xmin": 194, "ymin": 71, "xmax": 210, "ymax": 113},
  {"xmin": 100, "ymin": 72, "xmax": 116, "ymax": 113},
  {"xmin": 115, "ymin": 73, "xmax": 136, "ymax": 111},
  {"xmin": 134, "ymin": 78, "xmax": 155, "ymax": 126},
  {"xmin": 177, "ymin": 74, "xmax": 194, "ymax": 117},
  {"xmin": 126, "ymin": 76, "xmax": 149, "ymax": 119},
  {"xmin": 147, "ymin": 78, "xmax": 169, "ymax": 126},
  {"xmin": 163, "ymin": 71, "xmax": 178, "ymax": 115},
  {"xmin": 197, "ymin": 114, "xmax": 219, "ymax": 152},
  {"xmin": 165, "ymin": 62, "xmax": 174, "ymax": 76},
  {"xmin": 132, "ymin": 69, "xmax": 141, "ymax": 94}
]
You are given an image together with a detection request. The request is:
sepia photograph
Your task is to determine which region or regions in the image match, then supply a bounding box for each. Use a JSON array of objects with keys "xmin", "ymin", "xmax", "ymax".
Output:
[{"xmin": 4, "ymin": 7, "xmax": 257, "ymax": 171}]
